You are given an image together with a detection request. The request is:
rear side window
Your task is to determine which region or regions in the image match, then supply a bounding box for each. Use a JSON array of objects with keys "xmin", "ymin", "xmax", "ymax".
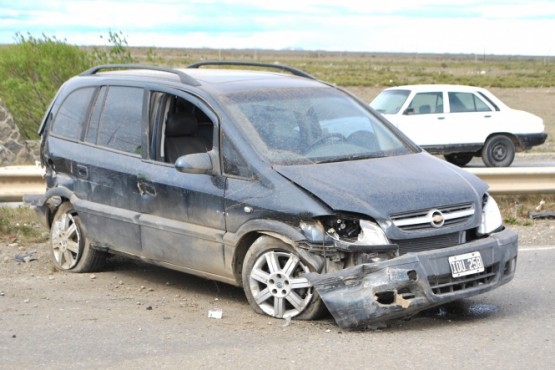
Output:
[
  {"xmin": 86, "ymin": 86, "xmax": 144, "ymax": 154},
  {"xmin": 449, "ymin": 92, "xmax": 492, "ymax": 113},
  {"xmin": 51, "ymin": 87, "xmax": 95, "ymax": 139}
]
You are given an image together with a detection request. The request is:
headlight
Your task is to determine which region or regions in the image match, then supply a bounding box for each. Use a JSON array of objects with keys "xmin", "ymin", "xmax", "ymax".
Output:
[
  {"xmin": 478, "ymin": 194, "xmax": 503, "ymax": 235},
  {"xmin": 301, "ymin": 217, "xmax": 389, "ymax": 246},
  {"xmin": 300, "ymin": 220, "xmax": 326, "ymax": 243},
  {"xmin": 357, "ymin": 220, "xmax": 390, "ymax": 245}
]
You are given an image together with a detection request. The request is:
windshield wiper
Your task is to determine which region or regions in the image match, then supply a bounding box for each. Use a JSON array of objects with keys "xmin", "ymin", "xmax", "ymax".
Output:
[{"xmin": 313, "ymin": 153, "xmax": 385, "ymax": 164}]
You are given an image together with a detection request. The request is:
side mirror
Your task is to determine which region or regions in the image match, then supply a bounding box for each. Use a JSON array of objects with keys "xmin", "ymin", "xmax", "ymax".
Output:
[
  {"xmin": 175, "ymin": 153, "xmax": 213, "ymax": 174},
  {"xmin": 403, "ymin": 107, "xmax": 415, "ymax": 115}
]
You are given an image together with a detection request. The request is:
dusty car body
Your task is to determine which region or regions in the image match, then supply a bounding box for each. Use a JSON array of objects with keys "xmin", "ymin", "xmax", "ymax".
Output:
[
  {"xmin": 25, "ymin": 63, "xmax": 518, "ymax": 329},
  {"xmin": 370, "ymin": 84, "xmax": 547, "ymax": 167}
]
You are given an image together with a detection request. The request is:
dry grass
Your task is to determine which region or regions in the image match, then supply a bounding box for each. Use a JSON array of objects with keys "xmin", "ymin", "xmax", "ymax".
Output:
[
  {"xmin": 496, "ymin": 194, "xmax": 555, "ymax": 225},
  {"xmin": 0, "ymin": 206, "xmax": 48, "ymax": 244}
]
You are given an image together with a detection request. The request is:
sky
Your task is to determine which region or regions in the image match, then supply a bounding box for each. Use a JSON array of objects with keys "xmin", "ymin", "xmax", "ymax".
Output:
[{"xmin": 1, "ymin": 0, "xmax": 554, "ymax": 56}]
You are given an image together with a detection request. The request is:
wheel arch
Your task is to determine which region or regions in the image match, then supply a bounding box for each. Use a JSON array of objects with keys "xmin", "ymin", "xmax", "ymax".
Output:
[
  {"xmin": 26, "ymin": 186, "xmax": 77, "ymax": 229},
  {"xmin": 483, "ymin": 132, "xmax": 520, "ymax": 151},
  {"xmin": 228, "ymin": 219, "xmax": 322, "ymax": 287}
]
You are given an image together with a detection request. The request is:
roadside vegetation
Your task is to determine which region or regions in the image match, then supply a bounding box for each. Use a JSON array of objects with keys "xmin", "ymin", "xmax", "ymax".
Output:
[
  {"xmin": 0, "ymin": 206, "xmax": 48, "ymax": 244},
  {"xmin": 0, "ymin": 32, "xmax": 134, "ymax": 140},
  {"xmin": 497, "ymin": 194, "xmax": 555, "ymax": 226},
  {"xmin": 138, "ymin": 48, "xmax": 555, "ymax": 88},
  {"xmin": 1, "ymin": 33, "xmax": 555, "ymax": 140}
]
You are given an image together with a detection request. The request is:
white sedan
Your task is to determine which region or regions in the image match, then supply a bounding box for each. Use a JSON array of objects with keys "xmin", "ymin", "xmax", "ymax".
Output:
[{"xmin": 370, "ymin": 84, "xmax": 547, "ymax": 167}]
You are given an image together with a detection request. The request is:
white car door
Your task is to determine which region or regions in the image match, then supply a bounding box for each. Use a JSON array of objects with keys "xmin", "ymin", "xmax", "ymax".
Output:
[
  {"xmin": 389, "ymin": 91, "xmax": 453, "ymax": 146},
  {"xmin": 444, "ymin": 91, "xmax": 499, "ymax": 144}
]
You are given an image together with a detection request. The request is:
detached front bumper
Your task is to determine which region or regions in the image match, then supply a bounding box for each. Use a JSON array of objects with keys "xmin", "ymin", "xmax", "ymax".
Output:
[{"xmin": 305, "ymin": 228, "xmax": 518, "ymax": 329}]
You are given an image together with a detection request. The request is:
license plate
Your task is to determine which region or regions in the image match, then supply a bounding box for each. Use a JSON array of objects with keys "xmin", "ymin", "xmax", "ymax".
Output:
[{"xmin": 448, "ymin": 251, "xmax": 484, "ymax": 278}]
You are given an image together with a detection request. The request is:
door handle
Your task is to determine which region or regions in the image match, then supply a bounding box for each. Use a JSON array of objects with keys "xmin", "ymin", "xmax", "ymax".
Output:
[
  {"xmin": 437, "ymin": 116, "xmax": 446, "ymax": 120},
  {"xmin": 76, "ymin": 164, "xmax": 88, "ymax": 178},
  {"xmin": 484, "ymin": 115, "xmax": 492, "ymax": 118},
  {"xmin": 137, "ymin": 182, "xmax": 157, "ymax": 196}
]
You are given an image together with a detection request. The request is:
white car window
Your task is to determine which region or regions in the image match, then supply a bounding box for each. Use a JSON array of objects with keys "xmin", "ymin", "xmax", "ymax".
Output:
[
  {"xmin": 407, "ymin": 92, "xmax": 443, "ymax": 115},
  {"xmin": 371, "ymin": 89, "xmax": 410, "ymax": 114},
  {"xmin": 448, "ymin": 92, "xmax": 492, "ymax": 113}
]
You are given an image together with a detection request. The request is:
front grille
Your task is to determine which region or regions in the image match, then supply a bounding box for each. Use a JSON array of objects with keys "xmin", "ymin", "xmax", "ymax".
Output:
[
  {"xmin": 391, "ymin": 203, "xmax": 475, "ymax": 231},
  {"xmin": 393, "ymin": 232, "xmax": 463, "ymax": 254},
  {"xmin": 429, "ymin": 263, "xmax": 498, "ymax": 295}
]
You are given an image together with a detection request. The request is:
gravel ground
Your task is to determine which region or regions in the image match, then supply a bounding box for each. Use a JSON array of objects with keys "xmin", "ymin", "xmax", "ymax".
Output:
[{"xmin": 510, "ymin": 220, "xmax": 555, "ymax": 246}]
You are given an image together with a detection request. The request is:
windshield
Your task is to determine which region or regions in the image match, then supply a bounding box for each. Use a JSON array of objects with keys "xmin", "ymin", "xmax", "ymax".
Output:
[
  {"xmin": 370, "ymin": 89, "xmax": 410, "ymax": 114},
  {"xmin": 222, "ymin": 87, "xmax": 414, "ymax": 165}
]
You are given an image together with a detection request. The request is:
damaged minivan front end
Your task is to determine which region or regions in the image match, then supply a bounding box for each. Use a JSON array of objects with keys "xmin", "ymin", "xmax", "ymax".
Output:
[
  {"xmin": 298, "ymin": 217, "xmax": 517, "ymax": 329},
  {"xmin": 280, "ymin": 161, "xmax": 518, "ymax": 329}
]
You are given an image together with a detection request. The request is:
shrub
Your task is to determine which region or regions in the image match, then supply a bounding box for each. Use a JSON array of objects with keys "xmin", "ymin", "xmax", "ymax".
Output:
[
  {"xmin": 0, "ymin": 33, "xmax": 91, "ymax": 139},
  {"xmin": 0, "ymin": 31, "xmax": 135, "ymax": 140}
]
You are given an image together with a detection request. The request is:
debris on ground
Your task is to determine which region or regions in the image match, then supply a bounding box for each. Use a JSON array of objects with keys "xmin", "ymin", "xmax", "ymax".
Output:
[
  {"xmin": 14, "ymin": 252, "xmax": 37, "ymax": 263},
  {"xmin": 208, "ymin": 309, "xmax": 223, "ymax": 319},
  {"xmin": 529, "ymin": 211, "xmax": 555, "ymax": 219}
]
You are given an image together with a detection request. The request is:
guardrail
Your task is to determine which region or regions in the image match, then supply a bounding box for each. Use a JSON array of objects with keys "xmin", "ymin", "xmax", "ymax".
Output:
[
  {"xmin": 466, "ymin": 167, "xmax": 555, "ymax": 195},
  {"xmin": 1, "ymin": 165, "xmax": 555, "ymax": 202},
  {"xmin": 0, "ymin": 166, "xmax": 46, "ymax": 202}
]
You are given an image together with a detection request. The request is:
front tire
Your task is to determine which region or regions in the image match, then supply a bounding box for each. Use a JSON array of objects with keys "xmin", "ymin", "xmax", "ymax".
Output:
[
  {"xmin": 50, "ymin": 202, "xmax": 106, "ymax": 272},
  {"xmin": 242, "ymin": 236, "xmax": 324, "ymax": 320},
  {"xmin": 481, "ymin": 135, "xmax": 515, "ymax": 167}
]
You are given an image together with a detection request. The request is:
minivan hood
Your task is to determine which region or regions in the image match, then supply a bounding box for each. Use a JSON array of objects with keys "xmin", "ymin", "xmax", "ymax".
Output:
[{"xmin": 274, "ymin": 153, "xmax": 488, "ymax": 220}]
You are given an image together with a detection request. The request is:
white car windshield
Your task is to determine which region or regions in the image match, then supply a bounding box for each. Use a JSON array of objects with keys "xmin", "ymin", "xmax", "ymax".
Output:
[
  {"xmin": 370, "ymin": 89, "xmax": 410, "ymax": 114},
  {"xmin": 223, "ymin": 87, "xmax": 414, "ymax": 165}
]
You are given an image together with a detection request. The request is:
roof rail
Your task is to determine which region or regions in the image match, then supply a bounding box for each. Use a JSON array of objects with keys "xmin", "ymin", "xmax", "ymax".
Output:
[
  {"xmin": 187, "ymin": 61, "xmax": 317, "ymax": 80},
  {"xmin": 79, "ymin": 64, "xmax": 200, "ymax": 86}
]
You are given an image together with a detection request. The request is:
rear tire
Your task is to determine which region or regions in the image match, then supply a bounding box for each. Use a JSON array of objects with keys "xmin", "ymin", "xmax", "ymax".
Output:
[
  {"xmin": 242, "ymin": 236, "xmax": 324, "ymax": 320},
  {"xmin": 444, "ymin": 152, "xmax": 474, "ymax": 167},
  {"xmin": 481, "ymin": 135, "xmax": 515, "ymax": 167},
  {"xmin": 50, "ymin": 202, "xmax": 106, "ymax": 272}
]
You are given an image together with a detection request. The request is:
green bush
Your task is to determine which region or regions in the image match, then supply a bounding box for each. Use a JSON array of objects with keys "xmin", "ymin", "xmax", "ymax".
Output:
[
  {"xmin": 91, "ymin": 30, "xmax": 134, "ymax": 65},
  {"xmin": 0, "ymin": 33, "xmax": 91, "ymax": 139},
  {"xmin": 0, "ymin": 31, "xmax": 135, "ymax": 140}
]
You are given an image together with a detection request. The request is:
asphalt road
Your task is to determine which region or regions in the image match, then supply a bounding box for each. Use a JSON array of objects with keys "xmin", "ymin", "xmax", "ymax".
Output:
[{"xmin": 1, "ymin": 243, "xmax": 554, "ymax": 370}]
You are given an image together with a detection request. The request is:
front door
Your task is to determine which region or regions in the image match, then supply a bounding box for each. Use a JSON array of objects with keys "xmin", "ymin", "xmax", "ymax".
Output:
[{"xmin": 138, "ymin": 90, "xmax": 227, "ymax": 275}]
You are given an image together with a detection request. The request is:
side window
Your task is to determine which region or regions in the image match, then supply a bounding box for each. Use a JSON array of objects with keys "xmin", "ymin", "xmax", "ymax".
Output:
[
  {"xmin": 85, "ymin": 87, "xmax": 107, "ymax": 144},
  {"xmin": 86, "ymin": 86, "xmax": 144, "ymax": 154},
  {"xmin": 407, "ymin": 92, "xmax": 443, "ymax": 115},
  {"xmin": 51, "ymin": 87, "xmax": 95, "ymax": 139},
  {"xmin": 473, "ymin": 94, "xmax": 492, "ymax": 112},
  {"xmin": 449, "ymin": 92, "xmax": 492, "ymax": 113},
  {"xmin": 152, "ymin": 95, "xmax": 214, "ymax": 163}
]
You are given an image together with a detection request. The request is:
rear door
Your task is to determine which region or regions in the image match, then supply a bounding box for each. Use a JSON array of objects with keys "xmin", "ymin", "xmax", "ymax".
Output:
[
  {"xmin": 51, "ymin": 84, "xmax": 146, "ymax": 254},
  {"xmin": 445, "ymin": 90, "xmax": 499, "ymax": 144}
]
